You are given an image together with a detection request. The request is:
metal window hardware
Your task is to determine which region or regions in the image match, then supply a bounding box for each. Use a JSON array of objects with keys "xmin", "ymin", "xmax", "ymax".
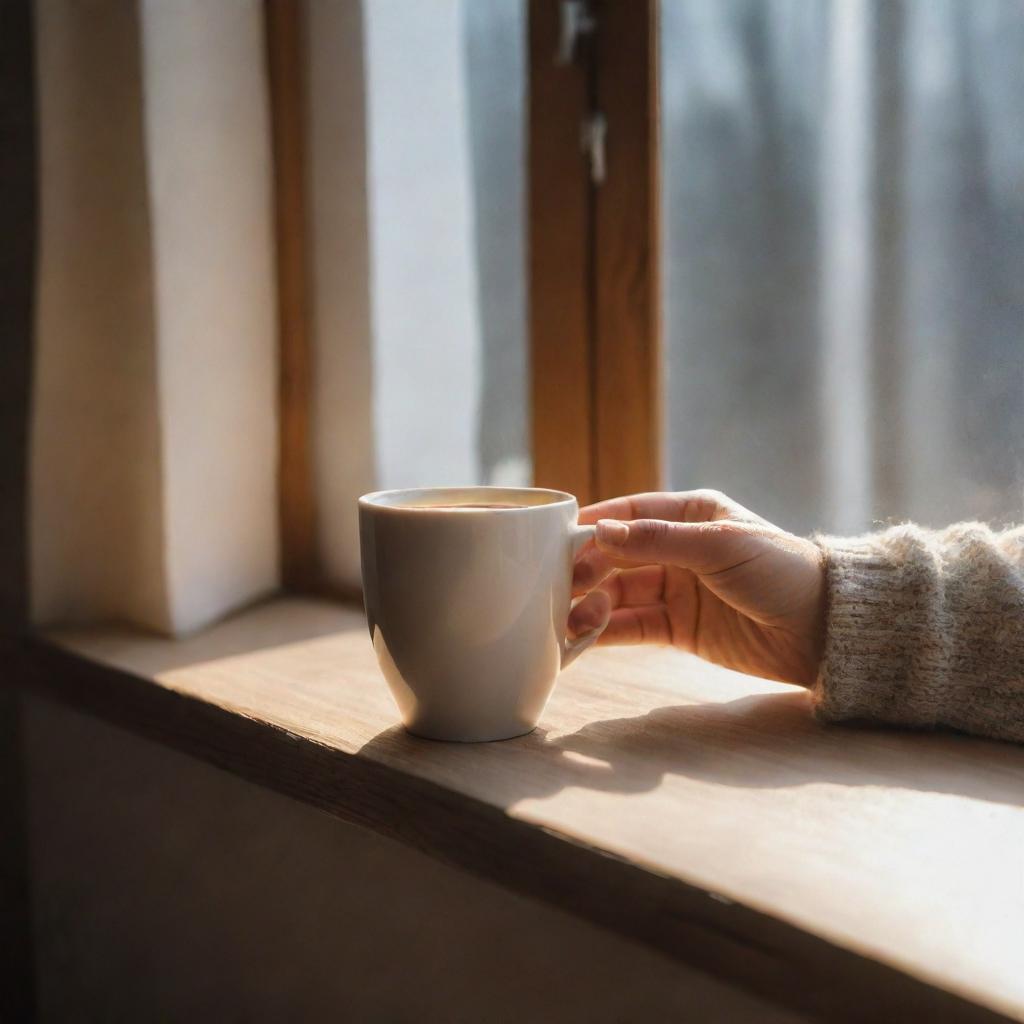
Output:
[
  {"xmin": 557, "ymin": 0, "xmax": 596, "ymax": 65},
  {"xmin": 581, "ymin": 112, "xmax": 607, "ymax": 184}
]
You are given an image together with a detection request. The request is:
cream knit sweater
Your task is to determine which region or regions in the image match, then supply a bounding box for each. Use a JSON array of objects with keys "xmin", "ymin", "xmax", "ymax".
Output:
[{"xmin": 813, "ymin": 523, "xmax": 1024, "ymax": 743}]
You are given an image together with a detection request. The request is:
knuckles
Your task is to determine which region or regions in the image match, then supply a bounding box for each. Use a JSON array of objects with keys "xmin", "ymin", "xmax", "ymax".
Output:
[{"xmin": 629, "ymin": 518, "xmax": 674, "ymax": 546}]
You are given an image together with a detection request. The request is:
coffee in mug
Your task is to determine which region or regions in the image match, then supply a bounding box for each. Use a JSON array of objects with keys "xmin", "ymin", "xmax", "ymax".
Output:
[{"xmin": 417, "ymin": 502, "xmax": 527, "ymax": 510}]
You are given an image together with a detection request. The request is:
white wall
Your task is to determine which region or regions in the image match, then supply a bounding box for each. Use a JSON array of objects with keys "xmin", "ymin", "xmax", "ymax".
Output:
[
  {"xmin": 32, "ymin": 0, "xmax": 171, "ymax": 632},
  {"xmin": 32, "ymin": 0, "xmax": 279, "ymax": 635},
  {"xmin": 142, "ymin": 0, "xmax": 280, "ymax": 633}
]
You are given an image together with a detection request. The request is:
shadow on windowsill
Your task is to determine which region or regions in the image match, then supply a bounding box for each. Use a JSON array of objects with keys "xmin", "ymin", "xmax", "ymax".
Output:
[{"xmin": 358, "ymin": 690, "xmax": 1024, "ymax": 810}]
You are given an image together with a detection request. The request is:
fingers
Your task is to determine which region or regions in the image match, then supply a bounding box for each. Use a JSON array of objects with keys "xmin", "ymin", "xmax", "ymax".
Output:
[
  {"xmin": 574, "ymin": 491, "xmax": 762, "ymax": 593},
  {"xmin": 600, "ymin": 606, "xmax": 673, "ymax": 646},
  {"xmin": 578, "ymin": 493, "xmax": 698, "ymax": 526},
  {"xmin": 578, "ymin": 489, "xmax": 751, "ymax": 528},
  {"xmin": 569, "ymin": 565, "xmax": 675, "ymax": 645},
  {"xmin": 573, "ymin": 544, "xmax": 641, "ymax": 595},
  {"xmin": 594, "ymin": 517, "xmax": 766, "ymax": 575},
  {"xmin": 575, "ymin": 564, "xmax": 671, "ymax": 615},
  {"xmin": 568, "ymin": 589, "xmax": 673, "ymax": 647},
  {"xmin": 567, "ymin": 588, "xmax": 611, "ymax": 637},
  {"xmin": 600, "ymin": 563, "xmax": 667, "ymax": 607}
]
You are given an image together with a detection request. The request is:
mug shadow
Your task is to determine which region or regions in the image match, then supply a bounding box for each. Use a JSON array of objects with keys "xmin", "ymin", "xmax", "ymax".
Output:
[{"xmin": 358, "ymin": 690, "xmax": 1024, "ymax": 810}]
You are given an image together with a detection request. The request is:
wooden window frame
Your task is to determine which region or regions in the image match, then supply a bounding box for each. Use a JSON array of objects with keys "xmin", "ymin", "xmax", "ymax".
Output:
[
  {"xmin": 529, "ymin": 0, "xmax": 662, "ymax": 507},
  {"xmin": 267, "ymin": 0, "xmax": 661, "ymax": 580},
  {"xmin": 265, "ymin": 0, "xmax": 317, "ymax": 591}
]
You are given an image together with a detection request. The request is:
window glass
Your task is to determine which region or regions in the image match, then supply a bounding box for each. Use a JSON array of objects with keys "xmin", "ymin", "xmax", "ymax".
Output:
[
  {"xmin": 366, "ymin": 0, "xmax": 529, "ymax": 492},
  {"xmin": 661, "ymin": 0, "xmax": 1024, "ymax": 534}
]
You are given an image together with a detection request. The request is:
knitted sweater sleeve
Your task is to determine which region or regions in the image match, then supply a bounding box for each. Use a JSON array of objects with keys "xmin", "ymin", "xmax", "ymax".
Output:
[{"xmin": 812, "ymin": 523, "xmax": 1024, "ymax": 743}]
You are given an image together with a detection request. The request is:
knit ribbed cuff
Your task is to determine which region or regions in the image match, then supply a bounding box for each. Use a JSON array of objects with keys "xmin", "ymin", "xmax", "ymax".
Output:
[{"xmin": 811, "ymin": 532, "xmax": 945, "ymax": 730}]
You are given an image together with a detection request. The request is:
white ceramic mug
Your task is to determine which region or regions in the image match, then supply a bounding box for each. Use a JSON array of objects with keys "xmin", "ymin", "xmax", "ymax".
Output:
[{"xmin": 358, "ymin": 486, "xmax": 603, "ymax": 742}]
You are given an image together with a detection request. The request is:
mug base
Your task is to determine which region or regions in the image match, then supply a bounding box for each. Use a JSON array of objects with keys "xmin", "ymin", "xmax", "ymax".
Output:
[{"xmin": 404, "ymin": 723, "xmax": 538, "ymax": 743}]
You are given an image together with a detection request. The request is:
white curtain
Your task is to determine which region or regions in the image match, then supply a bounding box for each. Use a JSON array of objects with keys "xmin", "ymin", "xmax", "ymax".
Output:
[{"xmin": 662, "ymin": 0, "xmax": 1024, "ymax": 535}]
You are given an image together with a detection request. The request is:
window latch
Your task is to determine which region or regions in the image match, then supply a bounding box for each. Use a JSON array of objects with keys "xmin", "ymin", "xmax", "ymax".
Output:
[
  {"xmin": 581, "ymin": 112, "xmax": 607, "ymax": 185},
  {"xmin": 556, "ymin": 0, "xmax": 595, "ymax": 65}
]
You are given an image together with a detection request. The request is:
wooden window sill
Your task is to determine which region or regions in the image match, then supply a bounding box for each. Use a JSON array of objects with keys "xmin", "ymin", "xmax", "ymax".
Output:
[{"xmin": 18, "ymin": 596, "xmax": 1023, "ymax": 1023}]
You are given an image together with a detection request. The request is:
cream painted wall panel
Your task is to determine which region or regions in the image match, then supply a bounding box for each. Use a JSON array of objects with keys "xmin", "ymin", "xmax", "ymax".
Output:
[
  {"xmin": 141, "ymin": 0, "xmax": 279, "ymax": 633},
  {"xmin": 32, "ymin": 0, "xmax": 279, "ymax": 635},
  {"xmin": 31, "ymin": 0, "xmax": 170, "ymax": 632}
]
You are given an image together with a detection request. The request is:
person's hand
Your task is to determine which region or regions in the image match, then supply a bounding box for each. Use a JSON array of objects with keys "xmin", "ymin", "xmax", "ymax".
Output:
[{"xmin": 569, "ymin": 490, "xmax": 826, "ymax": 688}]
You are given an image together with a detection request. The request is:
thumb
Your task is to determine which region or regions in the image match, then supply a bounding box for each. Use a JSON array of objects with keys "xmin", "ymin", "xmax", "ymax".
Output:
[{"xmin": 595, "ymin": 517, "xmax": 761, "ymax": 574}]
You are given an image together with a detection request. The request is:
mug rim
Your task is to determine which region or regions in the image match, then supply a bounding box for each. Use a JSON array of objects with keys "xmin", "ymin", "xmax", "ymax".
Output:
[{"xmin": 358, "ymin": 485, "xmax": 578, "ymax": 513}]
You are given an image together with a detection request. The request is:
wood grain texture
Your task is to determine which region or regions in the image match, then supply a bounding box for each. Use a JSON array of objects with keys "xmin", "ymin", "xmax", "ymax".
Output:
[
  {"xmin": 265, "ymin": 0, "xmax": 317, "ymax": 589},
  {"xmin": 529, "ymin": 0, "xmax": 595, "ymax": 505},
  {"xmin": 592, "ymin": 0, "xmax": 662, "ymax": 500},
  {"xmin": 20, "ymin": 598, "xmax": 1024, "ymax": 1024}
]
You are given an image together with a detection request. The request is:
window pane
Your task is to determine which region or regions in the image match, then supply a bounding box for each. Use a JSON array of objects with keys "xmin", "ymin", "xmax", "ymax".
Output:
[
  {"xmin": 661, "ymin": 0, "xmax": 1024, "ymax": 534},
  {"xmin": 367, "ymin": 0, "xmax": 529, "ymax": 492}
]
